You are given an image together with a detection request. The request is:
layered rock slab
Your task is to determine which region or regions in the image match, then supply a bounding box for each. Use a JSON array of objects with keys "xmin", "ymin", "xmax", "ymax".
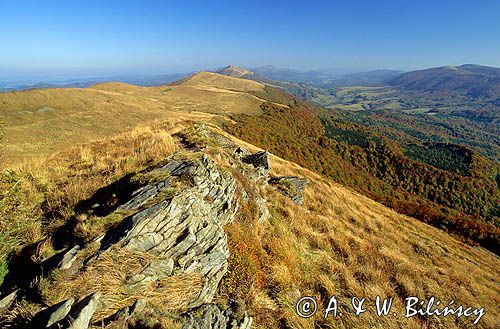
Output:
[{"xmin": 96, "ymin": 154, "xmax": 238, "ymax": 308}]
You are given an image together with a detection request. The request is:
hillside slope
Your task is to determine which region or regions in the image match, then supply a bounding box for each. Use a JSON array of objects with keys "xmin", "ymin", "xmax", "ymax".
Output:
[
  {"xmin": 223, "ymin": 87, "xmax": 499, "ymax": 253},
  {"xmin": 0, "ymin": 72, "xmax": 265, "ymax": 165},
  {"xmin": 0, "ymin": 123, "xmax": 498, "ymax": 328},
  {"xmin": 1, "ymin": 72, "xmax": 498, "ymax": 252},
  {"xmin": 387, "ymin": 64, "xmax": 500, "ymax": 97}
]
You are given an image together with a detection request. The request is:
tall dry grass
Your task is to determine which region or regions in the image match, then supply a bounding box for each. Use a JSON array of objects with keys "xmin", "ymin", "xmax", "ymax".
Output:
[
  {"xmin": 2, "ymin": 123, "xmax": 499, "ymax": 329},
  {"xmin": 0, "ymin": 122, "xmax": 179, "ymax": 286},
  {"xmin": 216, "ymin": 137, "xmax": 500, "ymax": 328},
  {"xmin": 40, "ymin": 248, "xmax": 203, "ymax": 322}
]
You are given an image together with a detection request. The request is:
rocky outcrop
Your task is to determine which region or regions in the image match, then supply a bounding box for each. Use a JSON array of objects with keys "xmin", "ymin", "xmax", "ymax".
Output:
[
  {"xmin": 241, "ymin": 151, "xmax": 270, "ymax": 179},
  {"xmin": 10, "ymin": 126, "xmax": 311, "ymax": 329},
  {"xmin": 97, "ymin": 154, "xmax": 238, "ymax": 308},
  {"xmin": 23, "ymin": 151, "xmax": 246, "ymax": 328},
  {"xmin": 268, "ymin": 176, "xmax": 310, "ymax": 205}
]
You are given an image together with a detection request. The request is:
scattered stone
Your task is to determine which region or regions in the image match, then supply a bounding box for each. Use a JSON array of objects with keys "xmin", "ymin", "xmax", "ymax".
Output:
[
  {"xmin": 242, "ymin": 151, "xmax": 270, "ymax": 178},
  {"xmin": 29, "ymin": 298, "xmax": 74, "ymax": 328},
  {"xmin": 269, "ymin": 176, "xmax": 310, "ymax": 205},
  {"xmin": 36, "ymin": 107, "xmax": 56, "ymax": 113},
  {"xmin": 110, "ymin": 306, "xmax": 130, "ymax": 320},
  {"xmin": 63, "ymin": 292, "xmax": 101, "ymax": 329},
  {"xmin": 0, "ymin": 289, "xmax": 18, "ymax": 314},
  {"xmin": 255, "ymin": 195, "xmax": 271, "ymax": 223},
  {"xmin": 58, "ymin": 245, "xmax": 81, "ymax": 270},
  {"xmin": 181, "ymin": 302, "xmax": 252, "ymax": 329},
  {"xmin": 41, "ymin": 244, "xmax": 81, "ymax": 273}
]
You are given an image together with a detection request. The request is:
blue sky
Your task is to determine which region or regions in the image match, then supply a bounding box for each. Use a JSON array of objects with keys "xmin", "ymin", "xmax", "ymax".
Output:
[{"xmin": 1, "ymin": 0, "xmax": 499, "ymax": 79}]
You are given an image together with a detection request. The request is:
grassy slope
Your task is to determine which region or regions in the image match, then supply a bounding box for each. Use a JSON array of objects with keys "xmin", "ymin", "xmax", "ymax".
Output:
[
  {"xmin": 0, "ymin": 122, "xmax": 498, "ymax": 328},
  {"xmin": 0, "ymin": 72, "xmax": 264, "ymax": 166},
  {"xmin": 248, "ymin": 149, "xmax": 499, "ymax": 328},
  {"xmin": 224, "ymin": 89, "xmax": 499, "ymax": 254},
  {"xmin": 0, "ymin": 74, "xmax": 498, "ymax": 327}
]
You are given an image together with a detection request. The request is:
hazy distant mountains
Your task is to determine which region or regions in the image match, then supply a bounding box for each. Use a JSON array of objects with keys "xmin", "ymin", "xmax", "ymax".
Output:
[
  {"xmin": 250, "ymin": 66, "xmax": 338, "ymax": 85},
  {"xmin": 216, "ymin": 65, "xmax": 404, "ymax": 87},
  {"xmin": 325, "ymin": 69, "xmax": 405, "ymax": 87},
  {"xmin": 3, "ymin": 64, "xmax": 499, "ymax": 97},
  {"xmin": 387, "ymin": 64, "xmax": 500, "ymax": 97},
  {"xmin": 217, "ymin": 64, "xmax": 500, "ymax": 98},
  {"xmin": 0, "ymin": 73, "xmax": 189, "ymax": 92}
]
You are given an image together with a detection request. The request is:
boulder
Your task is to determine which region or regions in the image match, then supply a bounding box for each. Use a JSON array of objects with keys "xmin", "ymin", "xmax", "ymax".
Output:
[
  {"xmin": 0, "ymin": 289, "xmax": 18, "ymax": 315},
  {"xmin": 269, "ymin": 176, "xmax": 310, "ymax": 205},
  {"xmin": 255, "ymin": 196, "xmax": 271, "ymax": 223},
  {"xmin": 242, "ymin": 151, "xmax": 270, "ymax": 178},
  {"xmin": 29, "ymin": 298, "xmax": 74, "ymax": 328},
  {"xmin": 182, "ymin": 302, "xmax": 252, "ymax": 329},
  {"xmin": 58, "ymin": 245, "xmax": 80, "ymax": 270},
  {"xmin": 63, "ymin": 292, "xmax": 101, "ymax": 329}
]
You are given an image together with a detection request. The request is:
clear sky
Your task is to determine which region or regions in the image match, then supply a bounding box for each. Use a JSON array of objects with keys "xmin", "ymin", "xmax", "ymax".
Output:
[{"xmin": 1, "ymin": 0, "xmax": 499, "ymax": 79}]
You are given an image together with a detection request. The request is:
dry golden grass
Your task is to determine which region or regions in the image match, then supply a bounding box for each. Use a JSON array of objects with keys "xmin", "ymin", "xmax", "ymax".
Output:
[
  {"xmin": 0, "ymin": 121, "xmax": 181, "ymax": 288},
  {"xmin": 0, "ymin": 72, "xmax": 266, "ymax": 166},
  {"xmin": 1, "ymin": 120, "xmax": 498, "ymax": 328},
  {"xmin": 230, "ymin": 154, "xmax": 500, "ymax": 328},
  {"xmin": 29, "ymin": 122, "xmax": 179, "ymax": 224},
  {"xmin": 42, "ymin": 248, "xmax": 204, "ymax": 322}
]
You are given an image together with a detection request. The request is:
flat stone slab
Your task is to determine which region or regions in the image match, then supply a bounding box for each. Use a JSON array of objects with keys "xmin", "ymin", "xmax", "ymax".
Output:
[
  {"xmin": 29, "ymin": 298, "xmax": 74, "ymax": 328},
  {"xmin": 0, "ymin": 289, "xmax": 18, "ymax": 314}
]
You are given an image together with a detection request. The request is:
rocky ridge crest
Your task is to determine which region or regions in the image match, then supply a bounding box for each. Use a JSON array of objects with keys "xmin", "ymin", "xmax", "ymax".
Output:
[{"xmin": 0, "ymin": 124, "xmax": 309, "ymax": 328}]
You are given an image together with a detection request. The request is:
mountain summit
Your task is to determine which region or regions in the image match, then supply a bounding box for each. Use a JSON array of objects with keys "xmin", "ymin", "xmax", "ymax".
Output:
[{"xmin": 216, "ymin": 64, "xmax": 254, "ymax": 78}]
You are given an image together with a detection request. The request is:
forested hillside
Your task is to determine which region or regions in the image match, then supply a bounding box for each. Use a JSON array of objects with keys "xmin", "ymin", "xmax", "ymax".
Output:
[{"xmin": 224, "ymin": 87, "xmax": 500, "ymax": 253}]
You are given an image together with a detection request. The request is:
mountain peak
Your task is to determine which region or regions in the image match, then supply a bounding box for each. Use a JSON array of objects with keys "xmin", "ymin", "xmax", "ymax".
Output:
[{"xmin": 216, "ymin": 64, "xmax": 254, "ymax": 78}]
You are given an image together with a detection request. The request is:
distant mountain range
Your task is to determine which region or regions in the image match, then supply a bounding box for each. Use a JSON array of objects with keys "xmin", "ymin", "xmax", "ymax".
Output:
[
  {"xmin": 3, "ymin": 64, "xmax": 499, "ymax": 97},
  {"xmin": 0, "ymin": 73, "xmax": 189, "ymax": 92},
  {"xmin": 216, "ymin": 64, "xmax": 500, "ymax": 98},
  {"xmin": 215, "ymin": 65, "xmax": 404, "ymax": 89},
  {"xmin": 249, "ymin": 66, "xmax": 339, "ymax": 85},
  {"xmin": 325, "ymin": 69, "xmax": 405, "ymax": 87},
  {"xmin": 387, "ymin": 64, "xmax": 500, "ymax": 97}
]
